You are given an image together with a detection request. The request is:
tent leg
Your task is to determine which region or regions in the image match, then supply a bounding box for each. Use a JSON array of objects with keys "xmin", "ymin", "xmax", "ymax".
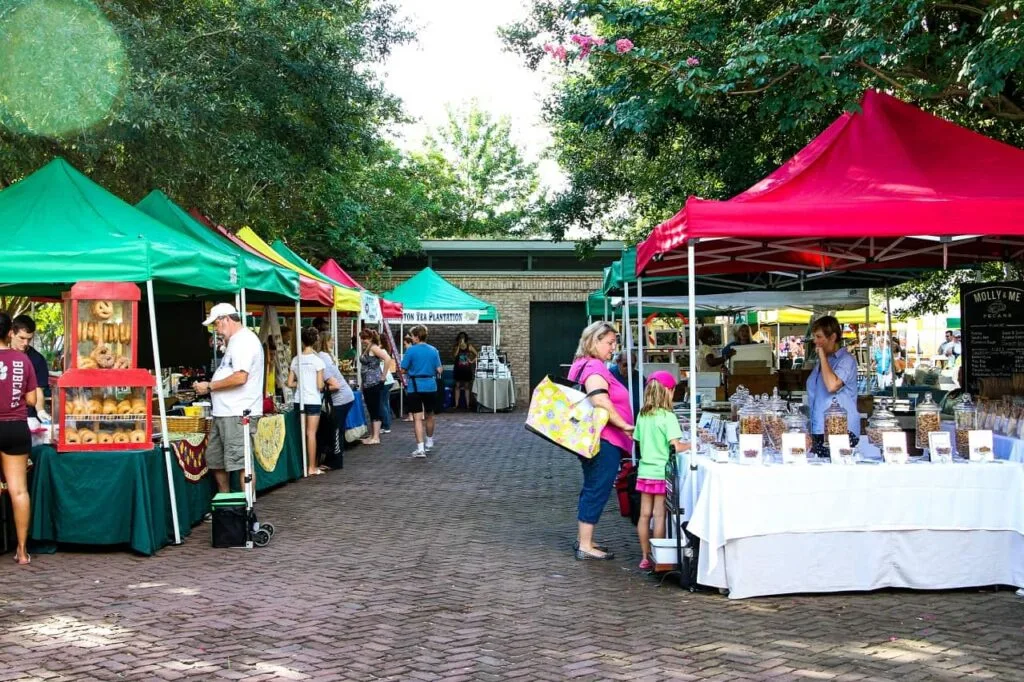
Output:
[
  {"xmin": 623, "ymin": 281, "xmax": 635, "ymax": 465},
  {"xmin": 637, "ymin": 276, "xmax": 645, "ymax": 386},
  {"xmin": 148, "ymin": 280, "xmax": 181, "ymax": 545},
  {"xmin": 240, "ymin": 288, "xmax": 247, "ymax": 327},
  {"xmin": 331, "ymin": 308, "xmax": 338, "ymax": 359},
  {"xmin": 492, "ymin": 321, "xmax": 497, "ymax": 413},
  {"xmin": 296, "ymin": 301, "xmax": 307, "ymax": 477},
  {"xmin": 687, "ymin": 244, "xmax": 699, "ymax": 512},
  {"xmin": 399, "ymin": 321, "xmax": 404, "ymax": 417},
  {"xmin": 885, "ymin": 285, "xmax": 896, "ymax": 400}
]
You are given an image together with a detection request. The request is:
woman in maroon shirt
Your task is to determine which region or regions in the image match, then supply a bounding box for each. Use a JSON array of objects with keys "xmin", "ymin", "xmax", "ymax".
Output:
[{"xmin": 0, "ymin": 311, "xmax": 38, "ymax": 565}]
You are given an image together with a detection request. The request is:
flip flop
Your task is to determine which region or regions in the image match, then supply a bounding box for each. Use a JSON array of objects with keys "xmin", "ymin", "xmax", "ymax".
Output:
[{"xmin": 13, "ymin": 553, "xmax": 30, "ymax": 565}]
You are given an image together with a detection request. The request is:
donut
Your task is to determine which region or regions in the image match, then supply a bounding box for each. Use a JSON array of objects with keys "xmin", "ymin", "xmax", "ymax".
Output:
[
  {"xmin": 78, "ymin": 355, "xmax": 98, "ymax": 369},
  {"xmin": 86, "ymin": 399, "xmax": 102, "ymax": 415},
  {"xmin": 97, "ymin": 431, "xmax": 114, "ymax": 444},
  {"xmin": 102, "ymin": 399, "xmax": 117, "ymax": 415},
  {"xmin": 130, "ymin": 399, "xmax": 146, "ymax": 414},
  {"xmin": 64, "ymin": 429, "xmax": 79, "ymax": 444},
  {"xmin": 117, "ymin": 400, "xmax": 132, "ymax": 415},
  {"xmin": 114, "ymin": 356, "xmax": 130, "ymax": 369},
  {"xmin": 129, "ymin": 429, "xmax": 147, "ymax": 444},
  {"xmin": 91, "ymin": 300, "xmax": 114, "ymax": 320},
  {"xmin": 78, "ymin": 428, "xmax": 97, "ymax": 444},
  {"xmin": 91, "ymin": 345, "xmax": 115, "ymax": 369},
  {"xmin": 113, "ymin": 430, "xmax": 130, "ymax": 444}
]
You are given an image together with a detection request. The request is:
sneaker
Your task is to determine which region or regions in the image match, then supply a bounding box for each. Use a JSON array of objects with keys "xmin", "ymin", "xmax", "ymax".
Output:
[
  {"xmin": 425, "ymin": 438, "xmax": 434, "ymax": 451},
  {"xmin": 203, "ymin": 512, "xmax": 213, "ymax": 523},
  {"xmin": 381, "ymin": 429, "xmax": 392, "ymax": 434},
  {"xmin": 638, "ymin": 558, "xmax": 653, "ymax": 571},
  {"xmin": 411, "ymin": 449, "xmax": 427, "ymax": 459}
]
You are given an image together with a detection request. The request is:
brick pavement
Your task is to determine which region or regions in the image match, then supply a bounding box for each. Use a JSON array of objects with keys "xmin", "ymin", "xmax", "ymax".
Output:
[{"xmin": 1, "ymin": 411, "xmax": 1022, "ymax": 681}]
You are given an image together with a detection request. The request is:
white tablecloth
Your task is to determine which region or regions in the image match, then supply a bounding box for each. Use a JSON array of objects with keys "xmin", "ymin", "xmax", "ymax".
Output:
[
  {"xmin": 684, "ymin": 457, "xmax": 1024, "ymax": 598},
  {"xmin": 472, "ymin": 377, "xmax": 516, "ymax": 411}
]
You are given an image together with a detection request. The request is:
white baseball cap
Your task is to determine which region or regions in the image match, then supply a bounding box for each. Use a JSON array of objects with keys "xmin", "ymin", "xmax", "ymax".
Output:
[{"xmin": 202, "ymin": 302, "xmax": 239, "ymax": 326}]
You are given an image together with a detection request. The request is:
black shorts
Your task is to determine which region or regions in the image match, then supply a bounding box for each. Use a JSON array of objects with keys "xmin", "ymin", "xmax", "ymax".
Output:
[
  {"xmin": 0, "ymin": 420, "xmax": 31, "ymax": 456},
  {"xmin": 406, "ymin": 391, "xmax": 439, "ymax": 414}
]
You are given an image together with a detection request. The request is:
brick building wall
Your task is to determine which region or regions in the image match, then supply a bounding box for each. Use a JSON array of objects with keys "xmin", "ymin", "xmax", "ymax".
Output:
[{"xmin": 379, "ymin": 273, "xmax": 602, "ymax": 404}]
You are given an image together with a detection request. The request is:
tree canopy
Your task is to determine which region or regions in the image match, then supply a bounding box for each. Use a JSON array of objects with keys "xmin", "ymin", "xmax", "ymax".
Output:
[
  {"xmin": 0, "ymin": 0, "xmax": 421, "ymax": 270},
  {"xmin": 503, "ymin": 0, "xmax": 1024, "ymax": 243},
  {"xmin": 410, "ymin": 102, "xmax": 544, "ymax": 239}
]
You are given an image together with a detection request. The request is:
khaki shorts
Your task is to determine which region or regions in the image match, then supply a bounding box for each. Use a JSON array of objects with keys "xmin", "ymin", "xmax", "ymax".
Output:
[{"xmin": 207, "ymin": 415, "xmax": 258, "ymax": 473}]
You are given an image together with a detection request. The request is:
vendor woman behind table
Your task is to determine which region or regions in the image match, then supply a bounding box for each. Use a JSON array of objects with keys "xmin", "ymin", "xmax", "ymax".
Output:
[{"xmin": 807, "ymin": 315, "xmax": 861, "ymax": 447}]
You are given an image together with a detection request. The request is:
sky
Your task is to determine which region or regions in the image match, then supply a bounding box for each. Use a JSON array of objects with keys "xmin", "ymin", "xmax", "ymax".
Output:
[{"xmin": 380, "ymin": 0, "xmax": 564, "ymax": 188}]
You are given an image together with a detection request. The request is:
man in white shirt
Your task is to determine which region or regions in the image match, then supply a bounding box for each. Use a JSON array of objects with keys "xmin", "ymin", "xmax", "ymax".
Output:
[{"xmin": 194, "ymin": 303, "xmax": 264, "ymax": 493}]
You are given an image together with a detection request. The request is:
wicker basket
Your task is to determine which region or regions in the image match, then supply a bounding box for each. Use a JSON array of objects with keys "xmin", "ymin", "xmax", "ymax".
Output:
[{"xmin": 164, "ymin": 416, "xmax": 211, "ymax": 434}]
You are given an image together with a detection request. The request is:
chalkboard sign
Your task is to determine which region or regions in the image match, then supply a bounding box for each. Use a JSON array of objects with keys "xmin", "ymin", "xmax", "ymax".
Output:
[{"xmin": 960, "ymin": 282, "xmax": 1024, "ymax": 395}]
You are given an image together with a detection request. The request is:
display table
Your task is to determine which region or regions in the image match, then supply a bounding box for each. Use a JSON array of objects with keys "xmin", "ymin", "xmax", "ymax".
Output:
[
  {"xmin": 472, "ymin": 377, "xmax": 516, "ymax": 411},
  {"xmin": 684, "ymin": 457, "xmax": 1024, "ymax": 598},
  {"xmin": 939, "ymin": 421, "xmax": 1024, "ymax": 463},
  {"xmin": 27, "ymin": 410, "xmax": 304, "ymax": 556}
]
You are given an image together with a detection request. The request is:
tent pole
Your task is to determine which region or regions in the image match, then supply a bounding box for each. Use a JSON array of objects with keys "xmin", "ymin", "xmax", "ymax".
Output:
[
  {"xmin": 234, "ymin": 293, "xmax": 240, "ymax": 315},
  {"xmin": 331, "ymin": 308, "xmax": 338, "ymax": 359},
  {"xmin": 885, "ymin": 285, "xmax": 895, "ymax": 400},
  {"xmin": 623, "ymin": 281, "xmax": 635, "ymax": 465},
  {"xmin": 147, "ymin": 280, "xmax": 181, "ymax": 545},
  {"xmin": 296, "ymin": 301, "xmax": 307, "ymax": 477},
  {"xmin": 493, "ymin": 320, "xmax": 497, "ymax": 413},
  {"xmin": 687, "ymin": 243, "xmax": 699, "ymax": 519},
  {"xmin": 637, "ymin": 276, "xmax": 645, "ymax": 390},
  {"xmin": 240, "ymin": 289, "xmax": 247, "ymax": 327},
  {"xmin": 399, "ymin": 321, "xmax": 404, "ymax": 417},
  {"xmin": 604, "ymin": 294, "xmax": 609, "ymax": 321}
]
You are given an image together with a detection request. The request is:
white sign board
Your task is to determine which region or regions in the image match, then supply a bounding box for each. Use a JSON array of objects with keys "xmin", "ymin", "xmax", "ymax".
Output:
[
  {"xmin": 738, "ymin": 434, "xmax": 763, "ymax": 465},
  {"xmin": 882, "ymin": 431, "xmax": 909, "ymax": 464},
  {"xmin": 360, "ymin": 291, "xmax": 382, "ymax": 323},
  {"xmin": 929, "ymin": 431, "xmax": 953, "ymax": 463},
  {"xmin": 968, "ymin": 430, "xmax": 995, "ymax": 462},
  {"xmin": 781, "ymin": 432, "xmax": 808, "ymax": 464},
  {"xmin": 400, "ymin": 310, "xmax": 480, "ymax": 325}
]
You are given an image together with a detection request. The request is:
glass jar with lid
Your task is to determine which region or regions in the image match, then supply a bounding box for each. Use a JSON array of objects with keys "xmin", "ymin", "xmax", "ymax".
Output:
[
  {"xmin": 763, "ymin": 388, "xmax": 787, "ymax": 450},
  {"xmin": 729, "ymin": 386, "xmax": 749, "ymax": 421},
  {"xmin": 953, "ymin": 394, "xmax": 977, "ymax": 456},
  {"xmin": 824, "ymin": 397, "xmax": 848, "ymax": 436},
  {"xmin": 738, "ymin": 396, "xmax": 764, "ymax": 437},
  {"xmin": 914, "ymin": 391, "xmax": 941, "ymax": 449},
  {"xmin": 867, "ymin": 399, "xmax": 900, "ymax": 447},
  {"xmin": 784, "ymin": 405, "xmax": 813, "ymax": 453}
]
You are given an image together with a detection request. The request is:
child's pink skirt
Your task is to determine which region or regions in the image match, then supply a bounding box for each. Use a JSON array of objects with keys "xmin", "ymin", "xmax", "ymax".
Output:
[{"xmin": 635, "ymin": 478, "xmax": 667, "ymax": 495}]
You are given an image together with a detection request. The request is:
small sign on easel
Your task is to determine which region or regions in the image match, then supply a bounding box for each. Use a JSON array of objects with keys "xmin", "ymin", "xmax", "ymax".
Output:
[
  {"xmin": 928, "ymin": 431, "xmax": 953, "ymax": 464},
  {"xmin": 968, "ymin": 430, "xmax": 995, "ymax": 462},
  {"xmin": 738, "ymin": 433, "xmax": 763, "ymax": 465},
  {"xmin": 781, "ymin": 432, "xmax": 808, "ymax": 464},
  {"xmin": 827, "ymin": 434, "xmax": 855, "ymax": 464},
  {"xmin": 882, "ymin": 431, "xmax": 909, "ymax": 464}
]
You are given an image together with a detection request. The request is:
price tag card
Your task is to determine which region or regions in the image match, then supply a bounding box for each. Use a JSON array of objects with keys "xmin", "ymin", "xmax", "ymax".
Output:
[
  {"xmin": 698, "ymin": 413, "xmax": 715, "ymax": 429},
  {"xmin": 738, "ymin": 433, "xmax": 763, "ymax": 465},
  {"xmin": 968, "ymin": 430, "xmax": 995, "ymax": 462},
  {"xmin": 781, "ymin": 432, "xmax": 808, "ymax": 464},
  {"xmin": 882, "ymin": 431, "xmax": 909, "ymax": 464},
  {"xmin": 725, "ymin": 421, "xmax": 739, "ymax": 445},
  {"xmin": 827, "ymin": 434, "xmax": 850, "ymax": 456},
  {"xmin": 928, "ymin": 431, "xmax": 953, "ymax": 464}
]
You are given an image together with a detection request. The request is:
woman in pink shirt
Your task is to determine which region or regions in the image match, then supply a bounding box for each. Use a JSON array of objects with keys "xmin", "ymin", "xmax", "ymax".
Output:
[
  {"xmin": 568, "ymin": 321, "xmax": 634, "ymax": 560},
  {"xmin": 0, "ymin": 311, "xmax": 38, "ymax": 565}
]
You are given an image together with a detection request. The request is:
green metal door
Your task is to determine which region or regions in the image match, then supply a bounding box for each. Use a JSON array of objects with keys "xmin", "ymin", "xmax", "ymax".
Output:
[{"xmin": 529, "ymin": 302, "xmax": 587, "ymax": 391}]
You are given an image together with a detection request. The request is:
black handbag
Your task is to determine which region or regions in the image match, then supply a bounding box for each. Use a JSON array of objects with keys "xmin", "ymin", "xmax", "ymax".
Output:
[{"xmin": 316, "ymin": 391, "xmax": 341, "ymax": 465}]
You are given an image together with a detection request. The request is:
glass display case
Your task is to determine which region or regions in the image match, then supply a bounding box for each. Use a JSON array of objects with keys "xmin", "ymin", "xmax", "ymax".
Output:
[
  {"xmin": 63, "ymin": 281, "xmax": 140, "ymax": 371},
  {"xmin": 56, "ymin": 281, "xmax": 154, "ymax": 451}
]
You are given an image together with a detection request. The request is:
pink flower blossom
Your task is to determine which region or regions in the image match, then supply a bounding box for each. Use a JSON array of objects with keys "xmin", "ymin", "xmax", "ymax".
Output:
[
  {"xmin": 543, "ymin": 43, "xmax": 568, "ymax": 62},
  {"xmin": 686, "ymin": 56, "xmax": 700, "ymax": 67},
  {"xmin": 570, "ymin": 34, "xmax": 606, "ymax": 59},
  {"xmin": 615, "ymin": 38, "xmax": 634, "ymax": 54}
]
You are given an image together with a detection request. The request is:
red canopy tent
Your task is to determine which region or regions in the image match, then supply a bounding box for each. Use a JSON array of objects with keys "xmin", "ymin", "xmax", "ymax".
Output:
[
  {"xmin": 319, "ymin": 258, "xmax": 403, "ymax": 319},
  {"xmin": 637, "ymin": 89, "xmax": 1024, "ymax": 279}
]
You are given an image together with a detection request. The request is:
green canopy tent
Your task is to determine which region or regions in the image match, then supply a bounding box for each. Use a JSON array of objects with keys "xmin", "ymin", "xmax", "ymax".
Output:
[
  {"xmin": 382, "ymin": 267, "xmax": 501, "ymax": 412},
  {"xmin": 136, "ymin": 190, "xmax": 300, "ymax": 302},
  {"xmin": 0, "ymin": 158, "xmax": 263, "ymax": 545}
]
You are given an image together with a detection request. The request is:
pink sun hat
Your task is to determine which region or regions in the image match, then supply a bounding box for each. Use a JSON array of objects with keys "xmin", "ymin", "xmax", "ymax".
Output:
[{"xmin": 646, "ymin": 371, "xmax": 677, "ymax": 391}]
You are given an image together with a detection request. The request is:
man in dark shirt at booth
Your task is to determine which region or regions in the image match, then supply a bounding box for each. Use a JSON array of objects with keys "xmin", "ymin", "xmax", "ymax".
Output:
[{"xmin": 10, "ymin": 315, "xmax": 50, "ymax": 421}]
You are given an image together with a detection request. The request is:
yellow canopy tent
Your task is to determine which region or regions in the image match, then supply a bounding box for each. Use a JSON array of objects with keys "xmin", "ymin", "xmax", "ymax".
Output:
[
  {"xmin": 760, "ymin": 306, "xmax": 889, "ymax": 326},
  {"xmin": 236, "ymin": 227, "xmax": 360, "ymax": 312}
]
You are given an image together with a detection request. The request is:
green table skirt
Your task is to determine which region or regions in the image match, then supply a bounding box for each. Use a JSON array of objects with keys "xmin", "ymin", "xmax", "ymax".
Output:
[{"xmin": 29, "ymin": 411, "xmax": 303, "ymax": 556}]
